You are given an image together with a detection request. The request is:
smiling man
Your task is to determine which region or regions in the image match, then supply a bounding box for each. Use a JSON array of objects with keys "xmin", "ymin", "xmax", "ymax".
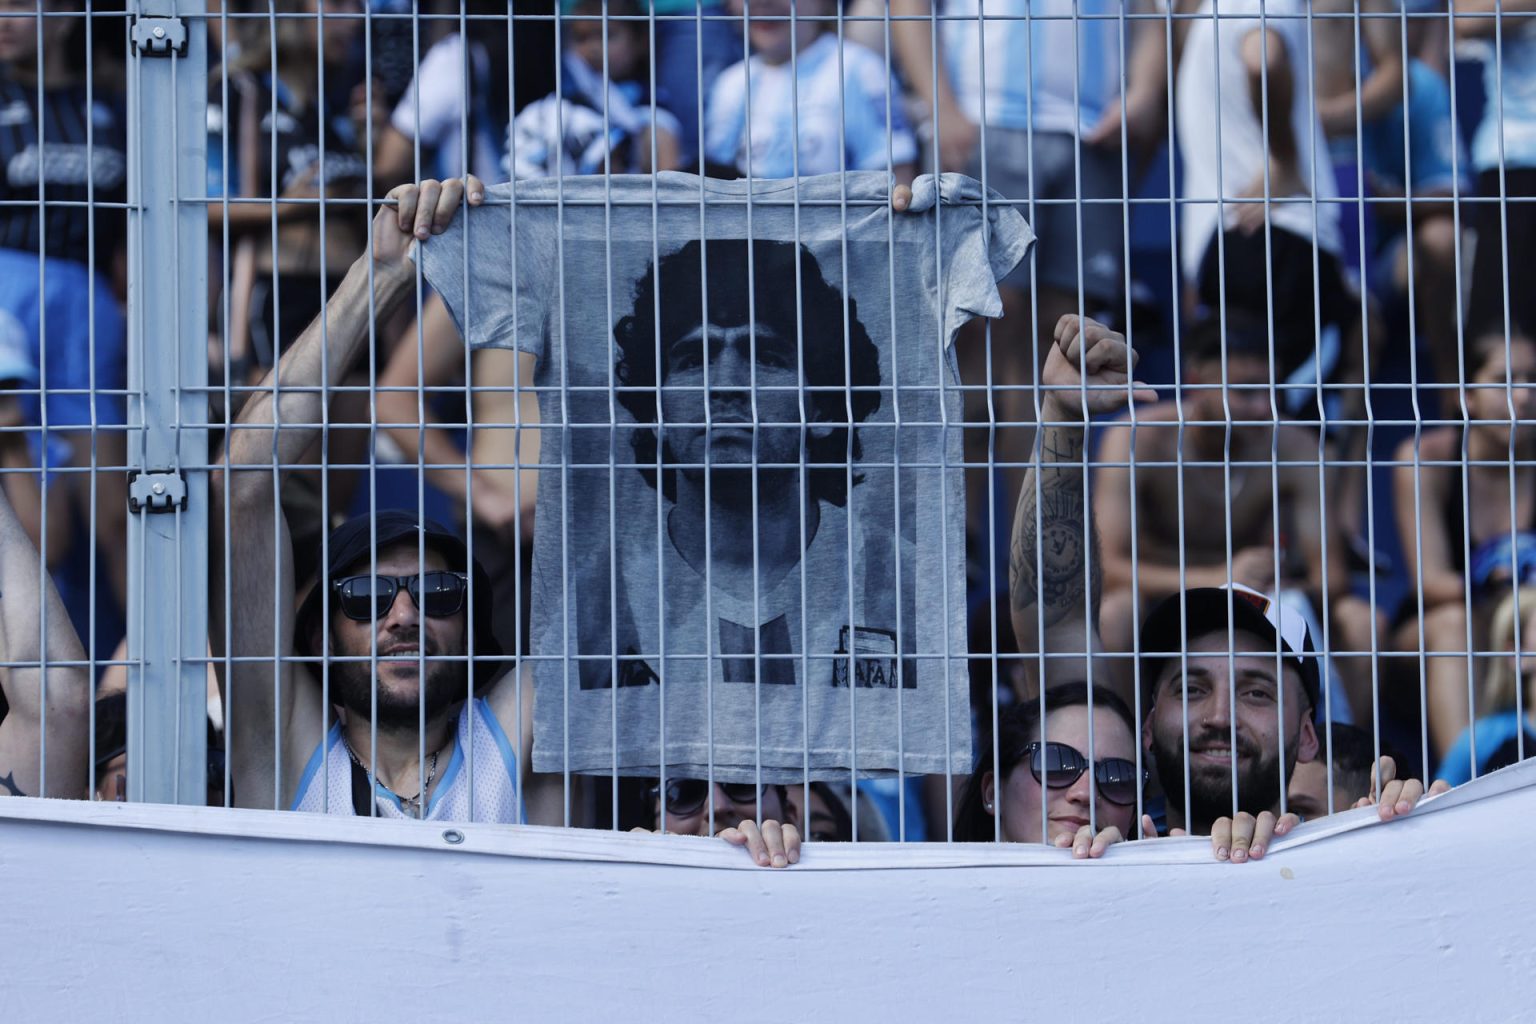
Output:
[{"xmin": 1139, "ymin": 585, "xmax": 1321, "ymax": 840}]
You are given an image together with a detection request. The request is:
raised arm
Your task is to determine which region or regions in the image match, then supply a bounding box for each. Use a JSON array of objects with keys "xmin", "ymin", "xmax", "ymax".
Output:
[
  {"xmin": 889, "ymin": 0, "xmax": 978, "ymax": 172},
  {"xmin": 1455, "ymin": 0, "xmax": 1536, "ymax": 38},
  {"xmin": 0, "ymin": 482, "xmax": 89, "ymax": 799},
  {"xmin": 1316, "ymin": 0, "xmax": 1405, "ymax": 136},
  {"xmin": 1242, "ymin": 26, "xmax": 1300, "ymax": 176},
  {"xmin": 1011, "ymin": 316, "xmax": 1155, "ymax": 687},
  {"xmin": 212, "ymin": 177, "xmax": 484, "ymax": 808}
]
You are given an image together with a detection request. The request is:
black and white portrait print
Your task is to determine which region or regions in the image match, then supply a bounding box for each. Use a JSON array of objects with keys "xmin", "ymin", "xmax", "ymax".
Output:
[
  {"xmin": 574, "ymin": 237, "xmax": 917, "ymax": 697},
  {"xmin": 419, "ymin": 173, "xmax": 1031, "ymax": 782}
]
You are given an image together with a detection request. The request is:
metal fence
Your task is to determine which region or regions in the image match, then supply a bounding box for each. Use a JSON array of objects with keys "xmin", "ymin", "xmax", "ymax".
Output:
[{"xmin": 0, "ymin": 0, "xmax": 1531, "ymax": 851}]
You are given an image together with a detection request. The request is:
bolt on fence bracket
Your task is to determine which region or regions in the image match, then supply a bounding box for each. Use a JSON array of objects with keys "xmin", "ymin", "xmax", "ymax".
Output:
[
  {"xmin": 128, "ymin": 470, "xmax": 188, "ymax": 514},
  {"xmin": 130, "ymin": 16, "xmax": 188, "ymax": 58}
]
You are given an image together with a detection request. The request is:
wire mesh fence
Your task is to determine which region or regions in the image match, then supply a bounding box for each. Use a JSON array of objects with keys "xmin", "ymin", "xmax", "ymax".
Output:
[{"xmin": 0, "ymin": 0, "xmax": 1531, "ymax": 856}]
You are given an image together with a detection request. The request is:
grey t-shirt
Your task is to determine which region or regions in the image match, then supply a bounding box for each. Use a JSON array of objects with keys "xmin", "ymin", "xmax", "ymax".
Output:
[{"xmin": 419, "ymin": 171, "xmax": 1032, "ymax": 782}]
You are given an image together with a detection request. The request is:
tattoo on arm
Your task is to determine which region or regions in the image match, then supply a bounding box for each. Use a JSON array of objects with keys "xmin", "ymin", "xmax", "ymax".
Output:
[{"xmin": 1010, "ymin": 426, "xmax": 1102, "ymax": 629}]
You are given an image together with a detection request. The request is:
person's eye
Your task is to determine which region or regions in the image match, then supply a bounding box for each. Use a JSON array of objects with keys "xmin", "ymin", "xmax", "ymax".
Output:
[
  {"xmin": 668, "ymin": 345, "xmax": 702, "ymax": 372},
  {"xmin": 1243, "ymin": 686, "xmax": 1275, "ymax": 703}
]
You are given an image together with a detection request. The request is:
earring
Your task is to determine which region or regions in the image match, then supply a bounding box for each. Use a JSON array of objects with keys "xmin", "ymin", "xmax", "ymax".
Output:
[{"xmin": 984, "ymin": 801, "xmax": 993, "ymax": 811}]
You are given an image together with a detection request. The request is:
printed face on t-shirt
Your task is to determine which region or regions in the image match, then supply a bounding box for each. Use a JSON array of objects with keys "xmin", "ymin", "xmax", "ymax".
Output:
[{"xmin": 659, "ymin": 320, "xmax": 805, "ymax": 470}]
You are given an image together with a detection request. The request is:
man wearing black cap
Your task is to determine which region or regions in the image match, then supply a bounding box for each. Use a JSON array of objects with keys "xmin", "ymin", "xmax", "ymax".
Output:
[
  {"xmin": 215, "ymin": 178, "xmax": 525, "ymax": 823},
  {"xmin": 1138, "ymin": 583, "xmax": 1322, "ymax": 846},
  {"xmin": 1011, "ymin": 314, "xmax": 1445, "ymax": 861},
  {"xmin": 214, "ymin": 177, "xmax": 800, "ymax": 864}
]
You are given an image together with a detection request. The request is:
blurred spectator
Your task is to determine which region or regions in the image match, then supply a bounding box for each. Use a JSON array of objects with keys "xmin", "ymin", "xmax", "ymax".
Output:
[
  {"xmin": 374, "ymin": 0, "xmax": 557, "ymax": 186},
  {"xmin": 0, "ymin": 458, "xmax": 91, "ymax": 799},
  {"xmin": 1438, "ymin": 585, "xmax": 1536, "ymax": 785},
  {"xmin": 649, "ymin": 0, "xmax": 742, "ymax": 163},
  {"xmin": 953, "ymin": 683, "xmax": 1142, "ymax": 857},
  {"xmin": 1286, "ymin": 722, "xmax": 1377, "ymax": 821},
  {"xmin": 1177, "ymin": 0, "xmax": 1351, "ymax": 372},
  {"xmin": 1391, "ymin": 331, "xmax": 1536, "ymax": 760},
  {"xmin": 0, "ymin": 0, "xmax": 129, "ymax": 621},
  {"xmin": 90, "ymin": 690, "xmax": 229, "ymax": 806},
  {"xmin": 1459, "ymin": 2, "xmax": 1536, "ymax": 341},
  {"xmin": 361, "ymin": 0, "xmax": 418, "ymax": 109},
  {"xmin": 1094, "ymin": 314, "xmax": 1377, "ymax": 720},
  {"xmin": 779, "ymin": 779, "xmax": 893, "ymax": 841},
  {"xmin": 1176, "ymin": 0, "xmax": 1380, "ymax": 607},
  {"xmin": 800, "ymin": 781, "xmax": 855, "ymax": 842},
  {"xmin": 207, "ymin": 0, "xmax": 372, "ymax": 378},
  {"xmin": 890, "ymin": 0, "xmax": 1157, "ymax": 543},
  {"xmin": 0, "ymin": 317, "xmax": 69, "ymax": 566},
  {"xmin": 375, "ymin": 299, "xmax": 540, "ymax": 656},
  {"xmin": 705, "ymin": 0, "xmax": 915, "ymax": 180},
  {"xmin": 1315, "ymin": 0, "xmax": 1469, "ymax": 390},
  {"xmin": 510, "ymin": 0, "xmax": 681, "ymax": 177}
]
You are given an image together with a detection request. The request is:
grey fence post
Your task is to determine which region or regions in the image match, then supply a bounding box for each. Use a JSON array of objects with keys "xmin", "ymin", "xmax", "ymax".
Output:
[{"xmin": 124, "ymin": 0, "xmax": 208, "ymax": 804}]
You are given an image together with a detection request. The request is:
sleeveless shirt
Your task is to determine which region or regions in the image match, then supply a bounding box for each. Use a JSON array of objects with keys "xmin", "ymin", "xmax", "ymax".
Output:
[{"xmin": 291, "ymin": 697, "xmax": 523, "ymax": 823}]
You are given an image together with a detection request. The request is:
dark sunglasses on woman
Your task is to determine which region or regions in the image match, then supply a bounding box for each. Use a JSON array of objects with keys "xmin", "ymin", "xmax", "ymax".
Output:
[
  {"xmin": 332, "ymin": 571, "xmax": 470, "ymax": 621},
  {"xmin": 652, "ymin": 778, "xmax": 762, "ymax": 819},
  {"xmin": 1021, "ymin": 741, "xmax": 1146, "ymax": 806}
]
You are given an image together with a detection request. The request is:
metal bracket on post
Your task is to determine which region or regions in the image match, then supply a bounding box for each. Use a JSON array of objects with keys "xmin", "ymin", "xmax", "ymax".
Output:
[
  {"xmin": 130, "ymin": 16, "xmax": 187, "ymax": 57},
  {"xmin": 127, "ymin": 470, "xmax": 188, "ymax": 514}
]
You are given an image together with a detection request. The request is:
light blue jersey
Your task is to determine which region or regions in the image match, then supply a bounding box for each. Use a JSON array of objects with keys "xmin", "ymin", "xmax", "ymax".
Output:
[
  {"xmin": 704, "ymin": 33, "xmax": 916, "ymax": 178},
  {"xmin": 1472, "ymin": 20, "xmax": 1536, "ymax": 173},
  {"xmin": 292, "ymin": 698, "xmax": 523, "ymax": 823},
  {"xmin": 940, "ymin": 0, "xmax": 1127, "ymax": 135}
]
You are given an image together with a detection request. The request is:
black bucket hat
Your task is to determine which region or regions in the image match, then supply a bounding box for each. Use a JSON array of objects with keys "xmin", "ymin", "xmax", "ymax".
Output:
[{"xmin": 293, "ymin": 510, "xmax": 505, "ymax": 695}]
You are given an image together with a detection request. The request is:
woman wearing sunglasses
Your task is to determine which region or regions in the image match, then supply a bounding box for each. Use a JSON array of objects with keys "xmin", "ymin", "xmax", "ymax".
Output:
[{"xmin": 954, "ymin": 683, "xmax": 1144, "ymax": 857}]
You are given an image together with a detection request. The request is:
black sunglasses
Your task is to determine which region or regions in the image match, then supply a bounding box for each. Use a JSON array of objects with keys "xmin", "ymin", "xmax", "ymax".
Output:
[
  {"xmin": 332, "ymin": 571, "xmax": 469, "ymax": 622},
  {"xmin": 652, "ymin": 778, "xmax": 761, "ymax": 819},
  {"xmin": 1021, "ymin": 741, "xmax": 1146, "ymax": 807}
]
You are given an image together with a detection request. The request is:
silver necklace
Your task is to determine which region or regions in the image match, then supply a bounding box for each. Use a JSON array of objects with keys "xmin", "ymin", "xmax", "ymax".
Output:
[{"xmin": 346, "ymin": 743, "xmax": 440, "ymax": 819}]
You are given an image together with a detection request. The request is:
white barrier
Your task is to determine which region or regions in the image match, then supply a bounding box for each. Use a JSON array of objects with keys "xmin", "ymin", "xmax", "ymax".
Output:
[{"xmin": 5, "ymin": 760, "xmax": 1536, "ymax": 1022}]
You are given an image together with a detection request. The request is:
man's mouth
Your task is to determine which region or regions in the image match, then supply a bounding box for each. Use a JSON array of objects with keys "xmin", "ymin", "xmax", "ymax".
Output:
[{"xmin": 1189, "ymin": 744, "xmax": 1245, "ymax": 765}]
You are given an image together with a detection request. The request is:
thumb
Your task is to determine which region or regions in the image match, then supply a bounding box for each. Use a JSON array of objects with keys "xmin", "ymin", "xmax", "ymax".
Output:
[{"xmin": 1141, "ymin": 814, "xmax": 1158, "ymax": 838}]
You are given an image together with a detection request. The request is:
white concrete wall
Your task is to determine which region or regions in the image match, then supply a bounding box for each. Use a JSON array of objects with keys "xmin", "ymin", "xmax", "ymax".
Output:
[{"xmin": 3, "ymin": 760, "xmax": 1535, "ymax": 1022}]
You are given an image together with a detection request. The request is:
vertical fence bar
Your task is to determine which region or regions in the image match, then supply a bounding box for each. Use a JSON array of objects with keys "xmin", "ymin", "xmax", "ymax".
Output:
[{"xmin": 124, "ymin": 0, "xmax": 208, "ymax": 804}]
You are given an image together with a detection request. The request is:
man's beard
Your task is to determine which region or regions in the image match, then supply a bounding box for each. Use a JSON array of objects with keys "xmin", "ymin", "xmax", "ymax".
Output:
[
  {"xmin": 1151, "ymin": 724, "xmax": 1297, "ymax": 830},
  {"xmin": 329, "ymin": 632, "xmax": 468, "ymax": 731}
]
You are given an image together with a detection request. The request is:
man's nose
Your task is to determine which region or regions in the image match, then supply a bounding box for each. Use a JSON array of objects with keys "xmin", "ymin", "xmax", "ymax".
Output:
[
  {"xmin": 382, "ymin": 584, "xmax": 421, "ymax": 629},
  {"xmin": 1194, "ymin": 688, "xmax": 1232, "ymax": 728}
]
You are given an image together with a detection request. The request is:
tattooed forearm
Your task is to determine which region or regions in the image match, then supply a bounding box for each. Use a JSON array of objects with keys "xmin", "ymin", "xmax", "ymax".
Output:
[{"xmin": 1010, "ymin": 424, "xmax": 1102, "ymax": 630}]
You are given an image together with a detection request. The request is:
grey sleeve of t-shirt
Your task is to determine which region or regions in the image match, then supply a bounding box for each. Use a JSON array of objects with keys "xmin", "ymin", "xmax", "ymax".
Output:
[
  {"xmin": 905, "ymin": 172, "xmax": 1034, "ymax": 346},
  {"xmin": 412, "ymin": 179, "xmax": 560, "ymax": 362}
]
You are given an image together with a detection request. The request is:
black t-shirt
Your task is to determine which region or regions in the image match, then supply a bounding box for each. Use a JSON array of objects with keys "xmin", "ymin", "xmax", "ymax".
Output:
[
  {"xmin": 206, "ymin": 71, "xmax": 368, "ymax": 200},
  {"xmin": 0, "ymin": 76, "xmax": 127, "ymax": 267}
]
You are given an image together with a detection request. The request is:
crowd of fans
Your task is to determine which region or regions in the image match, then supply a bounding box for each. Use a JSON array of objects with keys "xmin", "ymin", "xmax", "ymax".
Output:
[{"xmin": 0, "ymin": 0, "xmax": 1531, "ymax": 864}]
